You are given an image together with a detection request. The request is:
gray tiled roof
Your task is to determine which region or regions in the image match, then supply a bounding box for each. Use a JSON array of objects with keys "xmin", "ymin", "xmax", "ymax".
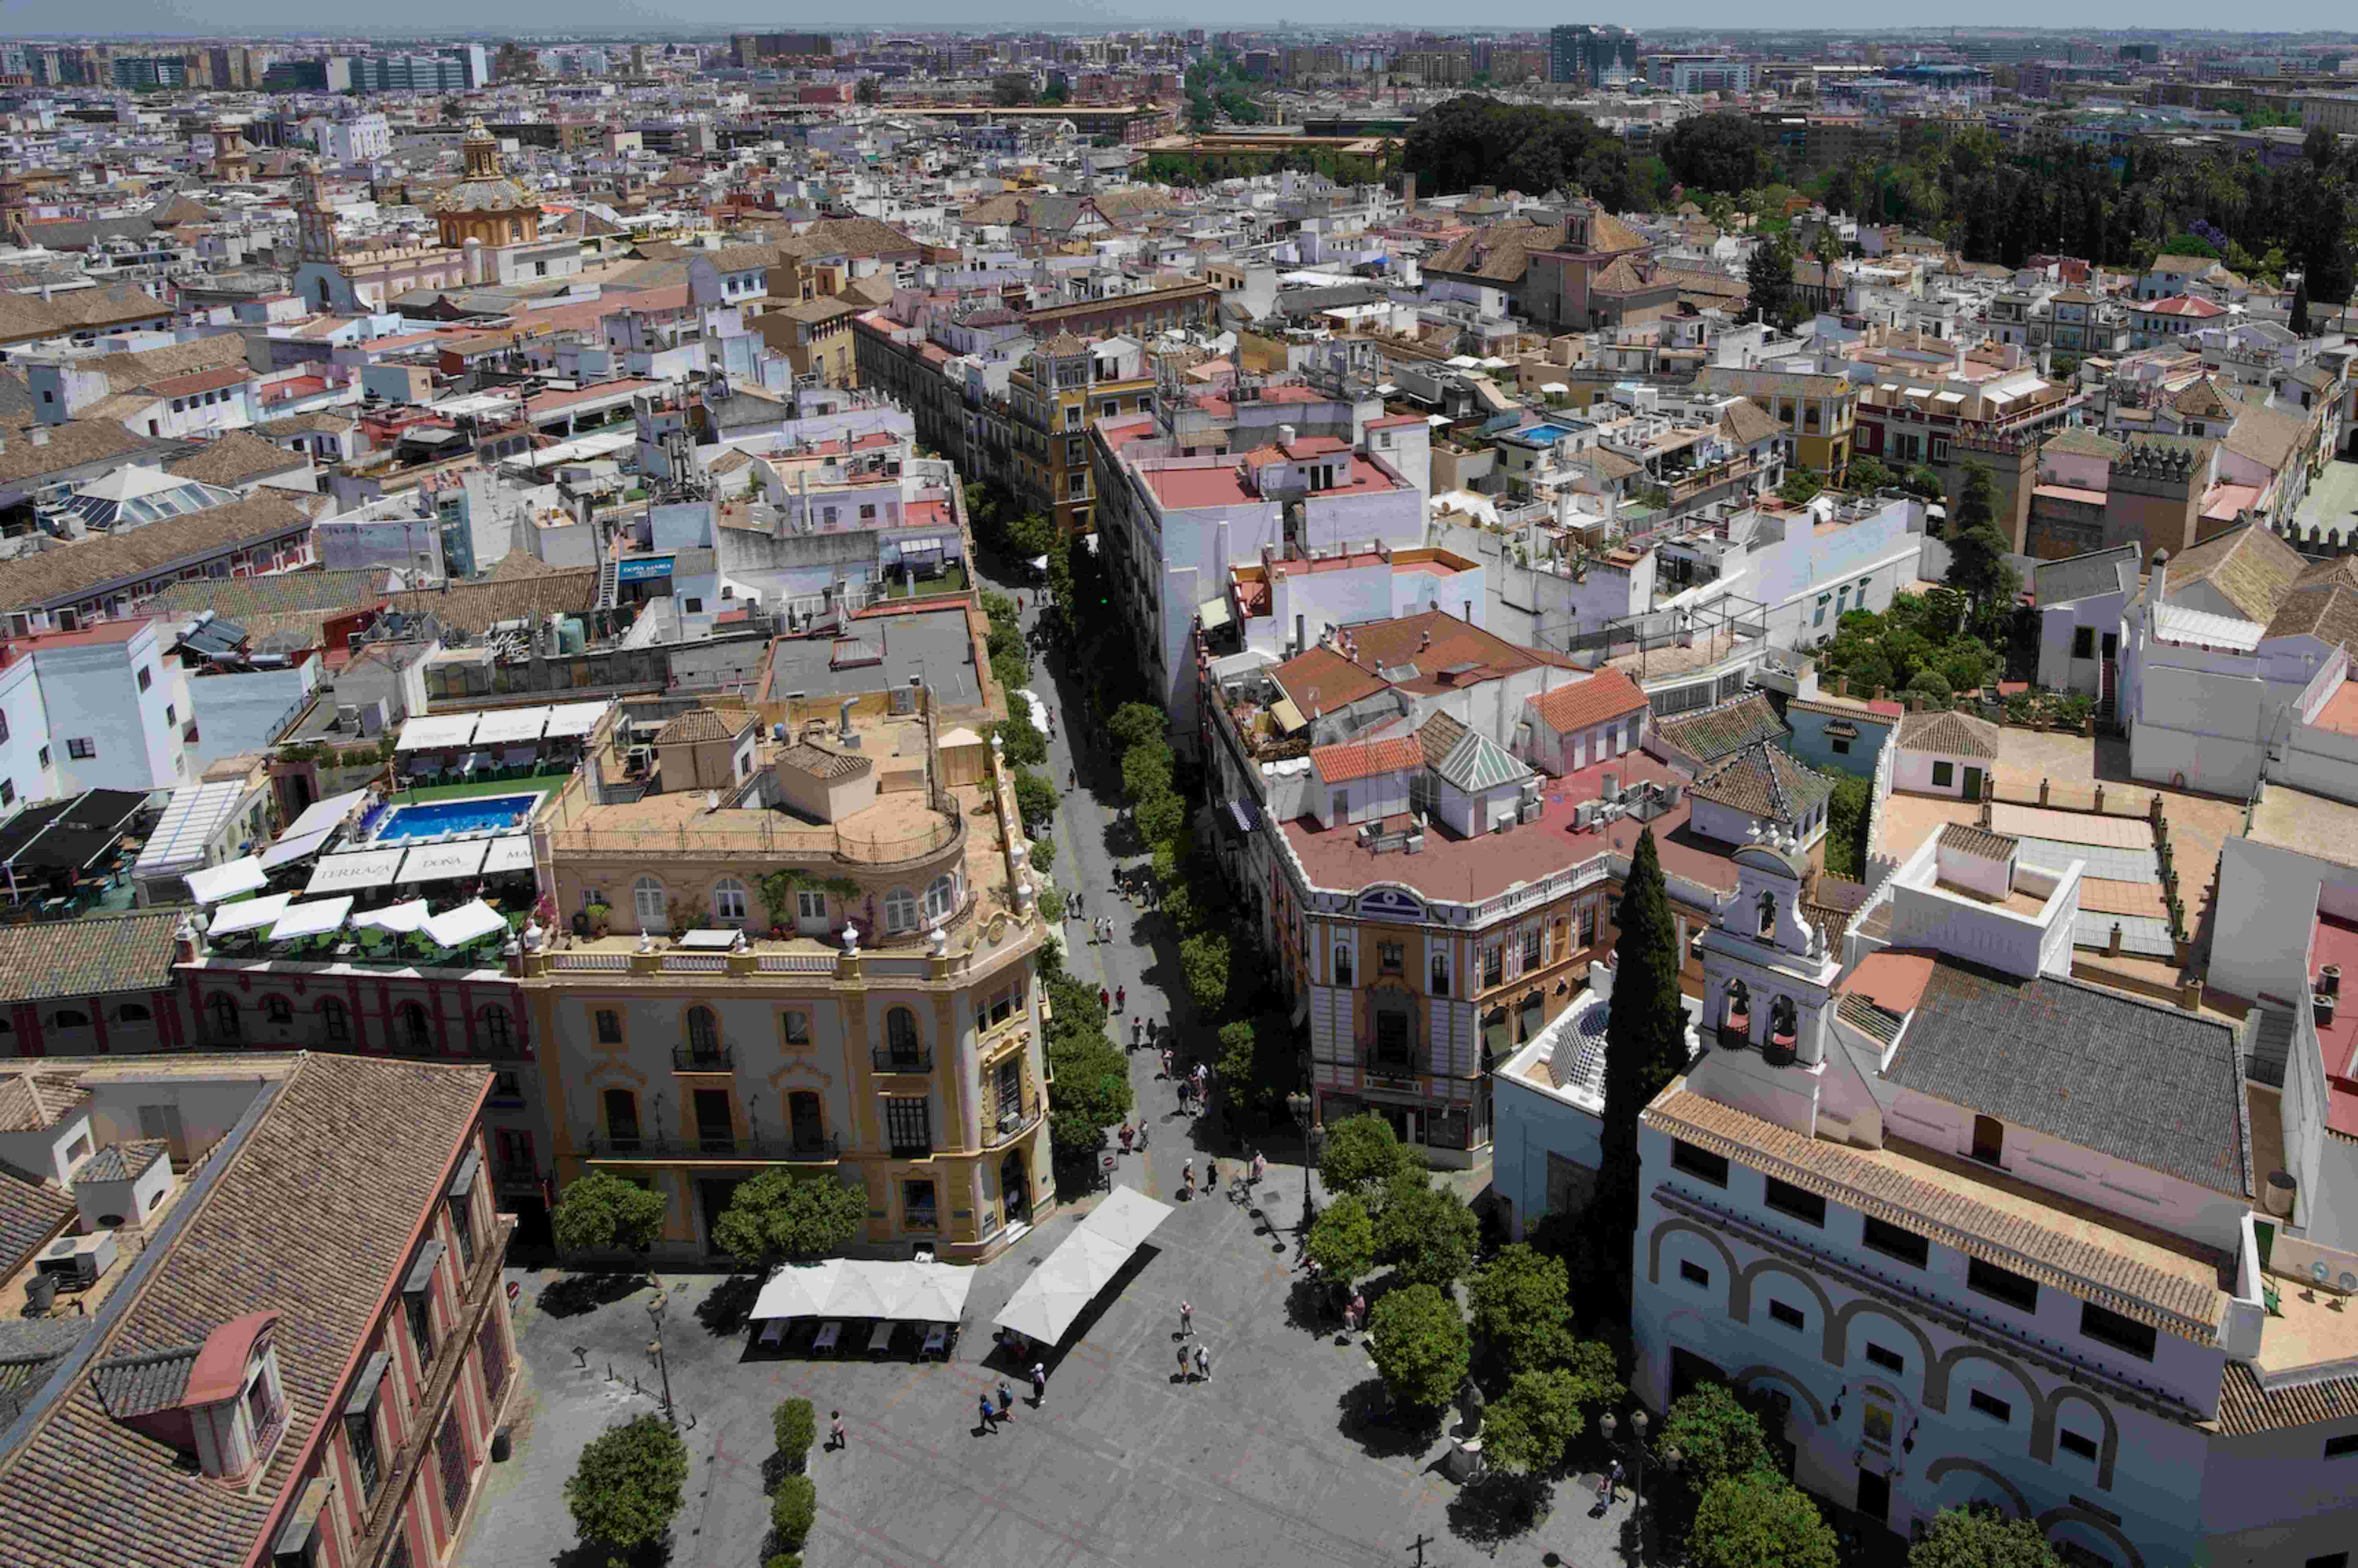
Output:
[
  {"xmin": 1653, "ymin": 692, "xmax": 1788, "ymax": 767},
  {"xmin": 90, "ymin": 1344, "xmax": 202, "ymax": 1418},
  {"xmin": 1895, "ymin": 708, "xmax": 2000, "ymax": 760},
  {"xmin": 73, "ymin": 1140, "xmax": 167, "ymax": 1184},
  {"xmin": 0, "ymin": 1168, "xmax": 73, "ymax": 1274},
  {"xmin": 1886, "ymin": 960, "xmax": 2250, "ymax": 1197},
  {"xmin": 1937, "ymin": 823, "xmax": 2018, "ymax": 862},
  {"xmin": 0, "ymin": 911, "xmax": 186, "ymax": 1004},
  {"xmin": 2032, "ymin": 543, "xmax": 2139, "ymax": 607}
]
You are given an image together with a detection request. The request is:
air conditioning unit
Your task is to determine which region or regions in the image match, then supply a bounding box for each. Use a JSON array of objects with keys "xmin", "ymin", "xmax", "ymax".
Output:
[
  {"xmin": 36, "ymin": 1229, "xmax": 118, "ymax": 1286},
  {"xmin": 1518, "ymin": 799, "xmax": 1544, "ymax": 824},
  {"xmin": 997, "ymin": 1109, "xmax": 1023, "ymax": 1135}
]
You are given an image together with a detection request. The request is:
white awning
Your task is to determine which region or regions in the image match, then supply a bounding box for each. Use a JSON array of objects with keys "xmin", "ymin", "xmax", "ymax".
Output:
[
  {"xmin": 750, "ymin": 1259, "xmax": 977, "ymax": 1324},
  {"xmin": 422, "ymin": 899, "xmax": 505, "ymax": 948},
  {"xmin": 208, "ymin": 892, "xmax": 294, "ymax": 936},
  {"xmin": 1196, "ymin": 596, "xmax": 1232, "ymax": 631},
  {"xmin": 259, "ymin": 827, "xmax": 335, "ymax": 873},
  {"xmin": 395, "ymin": 713, "xmax": 480, "ymax": 752},
  {"xmin": 678, "ymin": 928, "xmax": 739, "ymax": 950},
  {"xmin": 268, "ymin": 896, "xmax": 352, "ymax": 941},
  {"xmin": 1541, "ymin": 382, "xmax": 1570, "ymax": 394},
  {"xmin": 305, "ymin": 847, "xmax": 406, "ymax": 895},
  {"xmin": 470, "ymin": 706, "xmax": 550, "ymax": 746},
  {"xmin": 398, "ymin": 840, "xmax": 490, "ymax": 885},
  {"xmin": 353, "ymin": 898, "xmax": 430, "ymax": 933},
  {"xmin": 543, "ymin": 701, "xmax": 613, "ymax": 739},
  {"xmin": 994, "ymin": 1184, "xmax": 1173, "ymax": 1345},
  {"xmin": 283, "ymin": 788, "xmax": 371, "ymax": 841},
  {"xmin": 480, "ymin": 836, "xmax": 535, "ymax": 876},
  {"xmin": 185, "ymin": 857, "xmax": 267, "ymax": 904}
]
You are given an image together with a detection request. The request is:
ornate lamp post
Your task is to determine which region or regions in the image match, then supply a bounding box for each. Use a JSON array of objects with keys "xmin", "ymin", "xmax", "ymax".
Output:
[
  {"xmin": 1285, "ymin": 1088, "xmax": 1322, "ymax": 1234},
  {"xmin": 1599, "ymin": 1409, "xmax": 1678, "ymax": 1561},
  {"xmin": 646, "ymin": 1291, "xmax": 675, "ymax": 1425}
]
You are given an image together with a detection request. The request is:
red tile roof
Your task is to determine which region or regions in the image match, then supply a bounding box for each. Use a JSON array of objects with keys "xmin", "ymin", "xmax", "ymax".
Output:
[
  {"xmin": 1527, "ymin": 670, "xmax": 1649, "ymax": 733},
  {"xmin": 1311, "ymin": 734, "xmax": 1422, "ymax": 783}
]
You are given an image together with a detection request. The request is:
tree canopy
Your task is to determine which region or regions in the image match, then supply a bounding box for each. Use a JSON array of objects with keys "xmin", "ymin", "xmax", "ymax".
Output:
[
  {"xmin": 1659, "ymin": 1382, "xmax": 1776, "ymax": 1492},
  {"xmin": 711, "ymin": 1170, "xmax": 865, "ymax": 1271},
  {"xmin": 1908, "ymin": 1506, "xmax": 2064, "ymax": 1568},
  {"xmin": 1466, "ymin": 1244, "xmax": 1576, "ymax": 1373},
  {"xmin": 1304, "ymin": 1192, "xmax": 1378, "ymax": 1282},
  {"xmin": 1402, "ymin": 95, "xmax": 1642, "ymax": 207},
  {"xmin": 1366, "ymin": 1282, "xmax": 1472, "ymax": 1409},
  {"xmin": 1319, "ymin": 1112, "xmax": 1423, "ymax": 1202},
  {"xmin": 565, "ymin": 1415, "xmax": 688, "ymax": 1559},
  {"xmin": 552, "ymin": 1169, "xmax": 666, "ymax": 1261},
  {"xmin": 1589, "ymin": 829, "xmax": 1688, "ymax": 1303},
  {"xmin": 1374, "ymin": 1173, "xmax": 1480, "ymax": 1288},
  {"xmin": 1687, "ymin": 1473, "xmax": 1840, "ymax": 1568}
]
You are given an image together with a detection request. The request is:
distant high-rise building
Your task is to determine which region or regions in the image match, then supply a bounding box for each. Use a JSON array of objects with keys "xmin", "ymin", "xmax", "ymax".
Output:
[
  {"xmin": 1548, "ymin": 24, "xmax": 1638, "ymax": 88},
  {"xmin": 262, "ymin": 56, "xmax": 353, "ymax": 94},
  {"xmin": 731, "ymin": 32, "xmax": 833, "ymax": 68},
  {"xmin": 110, "ymin": 55, "xmax": 188, "ymax": 90}
]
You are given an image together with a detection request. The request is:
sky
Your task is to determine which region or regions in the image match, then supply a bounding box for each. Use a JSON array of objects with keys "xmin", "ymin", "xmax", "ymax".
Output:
[{"xmin": 29, "ymin": 3, "xmax": 2357, "ymax": 37}]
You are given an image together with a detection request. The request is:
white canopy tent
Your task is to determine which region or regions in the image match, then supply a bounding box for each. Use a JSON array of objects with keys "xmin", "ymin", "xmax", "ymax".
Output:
[
  {"xmin": 395, "ymin": 713, "xmax": 480, "ymax": 752},
  {"xmin": 479, "ymin": 836, "xmax": 535, "ymax": 876},
  {"xmin": 306, "ymin": 847, "xmax": 406, "ymax": 896},
  {"xmin": 544, "ymin": 701, "xmax": 613, "ymax": 739},
  {"xmin": 749, "ymin": 1260, "xmax": 977, "ymax": 1325},
  {"xmin": 422, "ymin": 899, "xmax": 505, "ymax": 948},
  {"xmin": 398, "ymin": 840, "xmax": 490, "ymax": 885},
  {"xmin": 184, "ymin": 857, "xmax": 267, "ymax": 904},
  {"xmin": 283, "ymin": 788, "xmax": 371, "ymax": 841},
  {"xmin": 259, "ymin": 827, "xmax": 336, "ymax": 873},
  {"xmin": 470, "ymin": 707, "xmax": 549, "ymax": 747},
  {"xmin": 353, "ymin": 899, "xmax": 430, "ymax": 933},
  {"xmin": 993, "ymin": 1185, "xmax": 1173, "ymax": 1346},
  {"xmin": 267, "ymin": 896, "xmax": 352, "ymax": 942},
  {"xmin": 207, "ymin": 892, "xmax": 295, "ymax": 936}
]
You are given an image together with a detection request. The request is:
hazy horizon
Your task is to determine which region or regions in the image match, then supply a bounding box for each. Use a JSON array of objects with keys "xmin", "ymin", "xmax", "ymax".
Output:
[{"xmin": 15, "ymin": 4, "xmax": 2358, "ymax": 41}]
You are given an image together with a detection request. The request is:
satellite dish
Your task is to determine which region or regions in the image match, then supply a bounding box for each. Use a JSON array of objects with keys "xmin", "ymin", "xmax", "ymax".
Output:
[
  {"xmin": 2313, "ymin": 1260, "xmax": 2331, "ymax": 1284},
  {"xmin": 2341, "ymin": 1272, "xmax": 2358, "ymax": 1293}
]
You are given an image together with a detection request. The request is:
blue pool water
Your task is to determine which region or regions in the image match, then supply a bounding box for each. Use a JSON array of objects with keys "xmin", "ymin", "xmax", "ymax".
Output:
[{"xmin": 375, "ymin": 793, "xmax": 542, "ymax": 841}]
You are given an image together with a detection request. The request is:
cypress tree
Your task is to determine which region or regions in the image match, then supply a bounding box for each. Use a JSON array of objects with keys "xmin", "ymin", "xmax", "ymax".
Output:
[
  {"xmin": 2291, "ymin": 273, "xmax": 2312, "ymax": 337},
  {"xmin": 1590, "ymin": 828, "xmax": 1691, "ymax": 1304}
]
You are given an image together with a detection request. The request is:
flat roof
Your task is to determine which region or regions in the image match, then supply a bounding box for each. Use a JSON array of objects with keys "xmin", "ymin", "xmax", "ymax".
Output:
[{"xmin": 766, "ymin": 606, "xmax": 980, "ymax": 708}]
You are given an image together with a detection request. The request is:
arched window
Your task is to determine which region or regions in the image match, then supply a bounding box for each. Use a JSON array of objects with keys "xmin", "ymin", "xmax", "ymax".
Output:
[
  {"xmin": 52, "ymin": 1008, "xmax": 90, "ymax": 1029},
  {"xmin": 117, "ymin": 1003, "xmax": 152, "ymax": 1024},
  {"xmin": 263, "ymin": 996, "xmax": 292, "ymax": 1025},
  {"xmin": 924, "ymin": 872, "xmax": 958, "ymax": 923},
  {"xmin": 1429, "ymin": 952, "xmax": 1451, "ymax": 997},
  {"xmin": 633, "ymin": 876, "xmax": 666, "ymax": 932},
  {"xmin": 481, "ymin": 1006, "xmax": 512, "ymax": 1052},
  {"xmin": 399, "ymin": 1001, "xmax": 432, "ymax": 1053},
  {"xmin": 884, "ymin": 1006, "xmax": 923, "ymax": 1066},
  {"xmin": 1756, "ymin": 889, "xmax": 1778, "ymax": 939},
  {"xmin": 603, "ymin": 1087, "xmax": 640, "ymax": 1148},
  {"xmin": 209, "ymin": 993, "xmax": 239, "ymax": 1041},
  {"xmin": 712, "ymin": 878, "xmax": 749, "ymax": 925},
  {"xmin": 686, "ymin": 1006, "xmax": 718, "ymax": 1059},
  {"xmin": 1723, "ymin": 980, "xmax": 1751, "ymax": 1030},
  {"xmin": 1334, "ymin": 944, "xmax": 1354, "ymax": 985},
  {"xmin": 1768, "ymin": 996, "xmax": 1799, "ymax": 1055},
  {"xmin": 884, "ymin": 886, "xmax": 918, "ymax": 934},
  {"xmin": 507, "ymin": 218, "xmax": 523, "ymax": 242},
  {"xmin": 318, "ymin": 997, "xmax": 349, "ymax": 1043}
]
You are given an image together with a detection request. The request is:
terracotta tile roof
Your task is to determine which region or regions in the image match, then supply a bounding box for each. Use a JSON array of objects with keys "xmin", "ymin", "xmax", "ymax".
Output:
[
  {"xmin": 1653, "ymin": 692, "xmax": 1787, "ymax": 767},
  {"xmin": 0, "ymin": 1055, "xmax": 489, "ymax": 1568},
  {"xmin": 1526, "ymin": 669, "xmax": 1648, "ymax": 734},
  {"xmin": 779, "ymin": 742, "xmax": 871, "ymax": 780},
  {"xmin": 1895, "ymin": 709, "xmax": 2001, "ymax": 760},
  {"xmin": 654, "ymin": 707, "xmax": 749, "ymax": 745},
  {"xmin": 89, "ymin": 1344, "xmax": 202, "ymax": 1418},
  {"xmin": 0, "ymin": 1167, "xmax": 73, "ymax": 1274},
  {"xmin": 2217, "ymin": 1357, "xmax": 2358, "ymax": 1437},
  {"xmin": 1690, "ymin": 740, "xmax": 1833, "ymax": 824},
  {"xmin": 1784, "ymin": 696, "xmax": 1896, "ymax": 725},
  {"xmin": 2263, "ymin": 567, "xmax": 2358, "ymax": 653},
  {"xmin": 0, "ymin": 909, "xmax": 185, "ymax": 1004},
  {"xmin": 386, "ymin": 567, "xmax": 599, "ymax": 634},
  {"xmin": 1271, "ymin": 644, "xmax": 1393, "ymax": 713},
  {"xmin": 1342, "ymin": 612, "xmax": 1564, "ymax": 695},
  {"xmin": 0, "ymin": 419, "xmax": 163, "ymax": 487},
  {"xmin": 0, "ymin": 1070, "xmax": 92, "ymax": 1132},
  {"xmin": 1717, "ymin": 398, "xmax": 1782, "ymax": 446},
  {"xmin": 1310, "ymin": 734, "xmax": 1423, "ymax": 784},
  {"xmin": 0, "ymin": 491, "xmax": 317, "ymax": 615},
  {"xmin": 2171, "ymin": 375, "xmax": 2236, "ymax": 419},
  {"xmin": 1644, "ymin": 1089, "xmax": 2228, "ymax": 1338},
  {"xmin": 1416, "ymin": 710, "xmax": 1467, "ymax": 769},
  {"xmin": 2163, "ymin": 523, "xmax": 2306, "ymax": 624},
  {"xmin": 1936, "ymin": 822, "xmax": 2018, "ymax": 862},
  {"xmin": 164, "ymin": 430, "xmax": 309, "ymax": 489}
]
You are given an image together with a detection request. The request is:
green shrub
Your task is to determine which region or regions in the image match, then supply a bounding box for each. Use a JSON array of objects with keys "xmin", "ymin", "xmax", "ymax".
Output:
[
  {"xmin": 772, "ymin": 1398, "xmax": 815, "ymax": 1466},
  {"xmin": 770, "ymin": 1474, "xmax": 817, "ymax": 1548}
]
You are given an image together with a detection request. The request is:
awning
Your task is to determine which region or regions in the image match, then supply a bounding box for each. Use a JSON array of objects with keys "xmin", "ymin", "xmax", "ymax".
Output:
[
  {"xmin": 353, "ymin": 899, "xmax": 430, "ymax": 933},
  {"xmin": 678, "ymin": 928, "xmax": 739, "ymax": 950},
  {"xmin": 305, "ymin": 848, "xmax": 405, "ymax": 895},
  {"xmin": 268, "ymin": 896, "xmax": 352, "ymax": 942},
  {"xmin": 398, "ymin": 840, "xmax": 490, "ymax": 885},
  {"xmin": 480, "ymin": 836, "xmax": 535, "ymax": 876},
  {"xmin": 1196, "ymin": 596, "xmax": 1232, "ymax": 632},
  {"xmin": 185, "ymin": 857, "xmax": 267, "ymax": 904},
  {"xmin": 259, "ymin": 827, "xmax": 335, "ymax": 873},
  {"xmin": 543, "ymin": 701, "xmax": 612, "ymax": 739},
  {"xmin": 395, "ymin": 713, "xmax": 479, "ymax": 751},
  {"xmin": 470, "ymin": 707, "xmax": 549, "ymax": 746},
  {"xmin": 1227, "ymin": 798, "xmax": 1261, "ymax": 834},
  {"xmin": 422, "ymin": 899, "xmax": 505, "ymax": 948},
  {"xmin": 208, "ymin": 892, "xmax": 295, "ymax": 936},
  {"xmin": 1270, "ymin": 697, "xmax": 1307, "ymax": 733},
  {"xmin": 283, "ymin": 788, "xmax": 371, "ymax": 841},
  {"xmin": 994, "ymin": 1185, "xmax": 1173, "ymax": 1345},
  {"xmin": 750, "ymin": 1259, "xmax": 977, "ymax": 1324}
]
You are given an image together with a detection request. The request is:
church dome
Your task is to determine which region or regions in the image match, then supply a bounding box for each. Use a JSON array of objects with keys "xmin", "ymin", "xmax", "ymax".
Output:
[{"xmin": 432, "ymin": 119, "xmax": 539, "ymax": 218}]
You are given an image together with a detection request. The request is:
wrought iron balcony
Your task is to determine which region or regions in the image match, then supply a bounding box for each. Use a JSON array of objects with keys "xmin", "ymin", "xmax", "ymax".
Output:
[
  {"xmin": 585, "ymin": 1133, "xmax": 839, "ymax": 1162},
  {"xmin": 872, "ymin": 1047, "xmax": 933, "ymax": 1073},
  {"xmin": 671, "ymin": 1044, "xmax": 733, "ymax": 1072}
]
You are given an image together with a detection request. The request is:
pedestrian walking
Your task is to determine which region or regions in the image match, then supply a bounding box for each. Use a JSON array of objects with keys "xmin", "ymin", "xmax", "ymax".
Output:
[
  {"xmin": 1131, "ymin": 1015, "xmax": 1142, "ymax": 1049},
  {"xmin": 1348, "ymin": 1291, "xmax": 1366, "ymax": 1333},
  {"xmin": 1030, "ymin": 1362, "xmax": 1047, "ymax": 1406},
  {"xmin": 1207, "ymin": 1157, "xmax": 1220, "ymax": 1193},
  {"xmin": 1160, "ymin": 1047, "xmax": 1174, "ymax": 1080},
  {"xmin": 1137, "ymin": 1119, "xmax": 1149, "ymax": 1149},
  {"xmin": 980, "ymin": 1392, "xmax": 999, "ymax": 1433},
  {"xmin": 1194, "ymin": 1343, "xmax": 1210, "ymax": 1381},
  {"xmin": 1098, "ymin": 986, "xmax": 1111, "ymax": 1010},
  {"xmin": 997, "ymin": 1383, "xmax": 1016, "ymax": 1420},
  {"xmin": 1115, "ymin": 984, "xmax": 1126, "ymax": 1012},
  {"xmin": 1181, "ymin": 1158, "xmax": 1195, "ymax": 1198},
  {"xmin": 1118, "ymin": 1121, "xmax": 1135, "ymax": 1153},
  {"xmin": 1017, "ymin": 594, "xmax": 1027, "ymax": 615},
  {"xmin": 1072, "ymin": 889, "xmax": 1084, "ymax": 918},
  {"xmin": 828, "ymin": 1410, "xmax": 847, "ymax": 1451},
  {"xmin": 1250, "ymin": 1149, "xmax": 1267, "ymax": 1189},
  {"xmin": 1179, "ymin": 1300, "xmax": 1193, "ymax": 1337},
  {"xmin": 1067, "ymin": 767, "xmax": 1076, "ymax": 790}
]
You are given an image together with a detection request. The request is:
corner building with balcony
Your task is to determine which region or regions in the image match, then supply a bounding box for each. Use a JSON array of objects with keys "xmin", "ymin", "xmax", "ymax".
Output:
[{"xmin": 528, "ymin": 692, "xmax": 1054, "ymax": 1264}]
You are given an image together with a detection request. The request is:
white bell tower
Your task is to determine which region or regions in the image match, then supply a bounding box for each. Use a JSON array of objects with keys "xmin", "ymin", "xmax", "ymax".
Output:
[{"xmin": 1689, "ymin": 827, "xmax": 1843, "ymax": 1136}]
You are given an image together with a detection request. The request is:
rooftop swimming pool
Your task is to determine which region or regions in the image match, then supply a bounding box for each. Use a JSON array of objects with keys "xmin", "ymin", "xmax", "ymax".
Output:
[{"xmin": 373, "ymin": 793, "xmax": 544, "ymax": 843}]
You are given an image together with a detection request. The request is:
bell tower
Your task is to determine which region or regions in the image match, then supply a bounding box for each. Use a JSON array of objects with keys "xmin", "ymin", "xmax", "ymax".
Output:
[
  {"xmin": 293, "ymin": 158, "xmax": 337, "ymax": 264},
  {"xmin": 1689, "ymin": 828, "xmax": 1842, "ymax": 1135},
  {"xmin": 462, "ymin": 119, "xmax": 500, "ymax": 179}
]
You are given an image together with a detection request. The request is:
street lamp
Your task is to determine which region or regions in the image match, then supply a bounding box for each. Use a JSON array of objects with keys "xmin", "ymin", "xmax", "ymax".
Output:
[
  {"xmin": 1600, "ymin": 1408, "xmax": 1669, "ymax": 1561},
  {"xmin": 1286, "ymin": 1089, "xmax": 1321, "ymax": 1236},
  {"xmin": 646, "ymin": 1291, "xmax": 675, "ymax": 1425}
]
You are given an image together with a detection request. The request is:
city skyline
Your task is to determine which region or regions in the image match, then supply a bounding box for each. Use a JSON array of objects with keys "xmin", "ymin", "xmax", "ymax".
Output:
[{"xmin": 20, "ymin": 4, "xmax": 2358, "ymax": 40}]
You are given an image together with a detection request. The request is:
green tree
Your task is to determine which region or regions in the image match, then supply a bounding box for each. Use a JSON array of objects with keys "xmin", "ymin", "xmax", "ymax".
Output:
[
  {"xmin": 769, "ymin": 1473, "xmax": 817, "ymax": 1550},
  {"xmin": 1777, "ymin": 468, "xmax": 1824, "ymax": 505},
  {"xmin": 551, "ymin": 1169, "xmax": 666, "ymax": 1263},
  {"xmin": 1044, "ymin": 989, "xmax": 1131, "ymax": 1159},
  {"xmin": 1006, "ymin": 510, "xmax": 1058, "ymax": 559},
  {"xmin": 855, "ymin": 75, "xmax": 882, "ymax": 104},
  {"xmin": 566, "ymin": 1415, "xmax": 689, "ymax": 1562},
  {"xmin": 2291, "ymin": 272, "xmax": 2313, "ymax": 336},
  {"xmin": 1903, "ymin": 463, "xmax": 1947, "ymax": 502},
  {"xmin": 1746, "ymin": 231, "xmax": 1800, "ymax": 329},
  {"xmin": 1121, "ymin": 741, "xmax": 1175, "ymax": 801},
  {"xmin": 711, "ymin": 1170, "xmax": 864, "ymax": 1270},
  {"xmin": 1304, "ymin": 1192, "xmax": 1378, "ymax": 1281},
  {"xmin": 1944, "ymin": 462, "xmax": 2021, "ymax": 621},
  {"xmin": 1374, "ymin": 1172, "xmax": 1479, "ymax": 1287},
  {"xmin": 1688, "ymin": 1473, "xmax": 1839, "ymax": 1568},
  {"xmin": 1178, "ymin": 931, "xmax": 1232, "ymax": 1013},
  {"xmin": 1366, "ymin": 1282, "xmax": 1471, "ymax": 1409},
  {"xmin": 1108, "ymin": 701, "xmax": 1169, "ymax": 753},
  {"xmin": 772, "ymin": 1398, "xmax": 816, "ymax": 1472},
  {"xmin": 1825, "ymin": 775, "xmax": 1873, "ymax": 876},
  {"xmin": 1589, "ymin": 829, "xmax": 1688, "ymax": 1305},
  {"xmin": 1012, "ymin": 768, "xmax": 1058, "ymax": 828},
  {"xmin": 994, "ymin": 707, "xmax": 1049, "ymax": 768},
  {"xmin": 1660, "ymin": 1381, "xmax": 1775, "ymax": 1491},
  {"xmin": 1319, "ymin": 1111, "xmax": 1421, "ymax": 1201},
  {"xmin": 1135, "ymin": 787, "xmax": 1186, "ymax": 848},
  {"xmin": 1844, "ymin": 454, "xmax": 1894, "ymax": 492},
  {"xmin": 992, "ymin": 72, "xmax": 1034, "ymax": 107},
  {"xmin": 1466, "ymin": 1244, "xmax": 1575, "ymax": 1372},
  {"xmin": 1906, "ymin": 668, "xmax": 1955, "ymax": 710},
  {"xmin": 1215, "ymin": 1012, "xmax": 1295, "ymax": 1109},
  {"xmin": 1480, "ymin": 1361, "xmax": 1618, "ymax": 1476},
  {"xmin": 1909, "ymin": 1505, "xmax": 2064, "ymax": 1568}
]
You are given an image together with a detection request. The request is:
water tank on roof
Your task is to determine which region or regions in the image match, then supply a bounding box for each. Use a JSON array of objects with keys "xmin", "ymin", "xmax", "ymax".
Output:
[{"xmin": 557, "ymin": 616, "xmax": 586, "ymax": 655}]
